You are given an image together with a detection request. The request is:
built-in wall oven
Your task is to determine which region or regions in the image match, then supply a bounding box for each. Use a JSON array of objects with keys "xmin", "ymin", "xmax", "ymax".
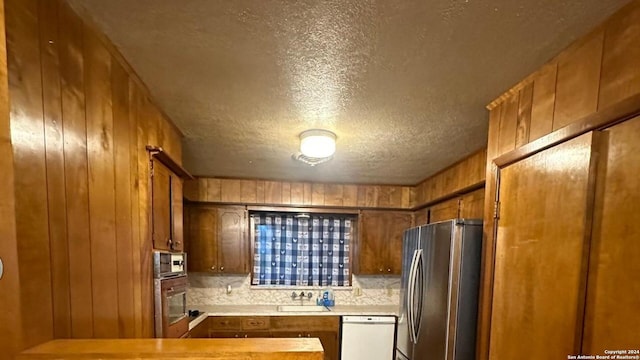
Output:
[{"xmin": 153, "ymin": 251, "xmax": 188, "ymax": 338}]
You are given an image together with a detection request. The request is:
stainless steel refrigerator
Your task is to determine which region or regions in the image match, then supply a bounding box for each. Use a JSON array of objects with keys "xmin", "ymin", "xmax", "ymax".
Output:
[{"xmin": 396, "ymin": 219, "xmax": 482, "ymax": 360}]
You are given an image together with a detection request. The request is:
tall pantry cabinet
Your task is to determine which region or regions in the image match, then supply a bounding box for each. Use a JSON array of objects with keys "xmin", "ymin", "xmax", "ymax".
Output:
[
  {"xmin": 478, "ymin": 2, "xmax": 640, "ymax": 358},
  {"xmin": 487, "ymin": 117, "xmax": 640, "ymax": 358}
]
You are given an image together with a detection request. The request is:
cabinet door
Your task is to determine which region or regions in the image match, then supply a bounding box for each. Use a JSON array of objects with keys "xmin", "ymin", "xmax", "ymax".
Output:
[
  {"xmin": 171, "ymin": 176, "xmax": 184, "ymax": 251},
  {"xmin": 217, "ymin": 207, "xmax": 248, "ymax": 274},
  {"xmin": 582, "ymin": 116, "xmax": 640, "ymax": 352},
  {"xmin": 459, "ymin": 188, "xmax": 485, "ymax": 219},
  {"xmin": 152, "ymin": 161, "xmax": 172, "ymax": 250},
  {"xmin": 189, "ymin": 318, "xmax": 210, "ymax": 338},
  {"xmin": 358, "ymin": 211, "xmax": 389, "ymax": 274},
  {"xmin": 186, "ymin": 206, "xmax": 218, "ymax": 272},
  {"xmin": 386, "ymin": 212, "xmax": 413, "ymax": 275},
  {"xmin": 489, "ymin": 133, "xmax": 597, "ymax": 359}
]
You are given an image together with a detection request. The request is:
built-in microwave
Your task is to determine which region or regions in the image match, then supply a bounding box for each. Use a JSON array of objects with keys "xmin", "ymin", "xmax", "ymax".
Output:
[{"xmin": 153, "ymin": 251, "xmax": 186, "ymax": 278}]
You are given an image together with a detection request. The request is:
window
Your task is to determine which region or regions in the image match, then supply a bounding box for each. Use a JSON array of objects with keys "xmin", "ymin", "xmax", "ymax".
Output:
[{"xmin": 250, "ymin": 212, "xmax": 354, "ymax": 287}]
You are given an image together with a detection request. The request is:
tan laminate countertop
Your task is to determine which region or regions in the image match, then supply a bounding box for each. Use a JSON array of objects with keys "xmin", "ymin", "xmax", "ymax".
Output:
[
  {"xmin": 188, "ymin": 305, "xmax": 398, "ymax": 330},
  {"xmin": 18, "ymin": 338, "xmax": 324, "ymax": 360}
]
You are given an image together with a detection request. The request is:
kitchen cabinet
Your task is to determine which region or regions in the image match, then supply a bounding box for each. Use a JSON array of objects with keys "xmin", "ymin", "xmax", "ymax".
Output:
[
  {"xmin": 428, "ymin": 198, "xmax": 459, "ymax": 223},
  {"xmin": 427, "ymin": 188, "xmax": 485, "ymax": 224},
  {"xmin": 357, "ymin": 210, "xmax": 413, "ymax": 275},
  {"xmin": 189, "ymin": 318, "xmax": 210, "ymax": 339},
  {"xmin": 199, "ymin": 316, "xmax": 339, "ymax": 360},
  {"xmin": 488, "ymin": 116, "xmax": 640, "ymax": 358},
  {"xmin": 459, "ymin": 188, "xmax": 485, "ymax": 219},
  {"xmin": 185, "ymin": 205, "xmax": 249, "ymax": 274},
  {"xmin": 581, "ymin": 116, "xmax": 640, "ymax": 353},
  {"xmin": 151, "ymin": 160, "xmax": 184, "ymax": 251},
  {"xmin": 201, "ymin": 316, "xmax": 340, "ymax": 360},
  {"xmin": 206, "ymin": 316, "xmax": 270, "ymax": 338}
]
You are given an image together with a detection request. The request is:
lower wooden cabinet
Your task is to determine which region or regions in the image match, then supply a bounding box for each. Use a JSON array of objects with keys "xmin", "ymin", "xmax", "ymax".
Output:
[
  {"xmin": 188, "ymin": 317, "xmax": 210, "ymax": 338},
  {"xmin": 197, "ymin": 316, "xmax": 340, "ymax": 360}
]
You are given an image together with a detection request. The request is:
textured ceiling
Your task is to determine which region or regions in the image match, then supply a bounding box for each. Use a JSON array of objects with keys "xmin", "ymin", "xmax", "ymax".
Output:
[{"xmin": 68, "ymin": 0, "xmax": 629, "ymax": 185}]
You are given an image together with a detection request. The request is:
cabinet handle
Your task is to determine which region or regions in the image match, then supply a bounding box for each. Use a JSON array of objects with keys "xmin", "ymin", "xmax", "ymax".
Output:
[
  {"xmin": 387, "ymin": 268, "xmax": 391, "ymax": 273},
  {"xmin": 244, "ymin": 334, "xmax": 248, "ymax": 338},
  {"xmin": 211, "ymin": 266, "xmax": 216, "ymax": 271},
  {"xmin": 379, "ymin": 268, "xmax": 383, "ymax": 272},
  {"xmin": 298, "ymin": 334, "xmax": 302, "ymax": 337},
  {"xmin": 307, "ymin": 334, "xmax": 311, "ymax": 337},
  {"xmin": 220, "ymin": 266, "xmax": 225, "ymax": 271}
]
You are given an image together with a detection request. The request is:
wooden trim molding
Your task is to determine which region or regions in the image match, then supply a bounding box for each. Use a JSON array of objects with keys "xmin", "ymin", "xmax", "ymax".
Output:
[{"xmin": 146, "ymin": 146, "xmax": 193, "ymax": 180}]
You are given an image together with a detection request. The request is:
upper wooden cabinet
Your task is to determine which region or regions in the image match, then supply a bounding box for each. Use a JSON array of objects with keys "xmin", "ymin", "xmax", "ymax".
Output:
[
  {"xmin": 151, "ymin": 160, "xmax": 184, "ymax": 251},
  {"xmin": 428, "ymin": 198, "xmax": 459, "ymax": 224},
  {"xmin": 357, "ymin": 210, "xmax": 413, "ymax": 275},
  {"xmin": 186, "ymin": 205, "xmax": 249, "ymax": 274},
  {"xmin": 459, "ymin": 188, "xmax": 485, "ymax": 219},
  {"xmin": 419, "ymin": 188, "xmax": 485, "ymax": 225}
]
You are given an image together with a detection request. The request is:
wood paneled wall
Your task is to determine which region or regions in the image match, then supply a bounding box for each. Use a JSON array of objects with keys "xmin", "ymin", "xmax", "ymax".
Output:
[
  {"xmin": 185, "ymin": 178, "xmax": 414, "ymax": 209},
  {"xmin": 0, "ymin": 0, "xmax": 23, "ymax": 357},
  {"xmin": 185, "ymin": 148, "xmax": 486, "ymax": 211},
  {"xmin": 478, "ymin": 1, "xmax": 640, "ymax": 359},
  {"xmin": 486, "ymin": 0, "xmax": 640, "ymax": 155},
  {"xmin": 412, "ymin": 148, "xmax": 486, "ymax": 207},
  {"xmin": 3, "ymin": 0, "xmax": 183, "ymax": 356}
]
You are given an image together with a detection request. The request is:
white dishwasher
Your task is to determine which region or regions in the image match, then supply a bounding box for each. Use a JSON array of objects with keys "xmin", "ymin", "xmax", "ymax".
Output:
[{"xmin": 341, "ymin": 316, "xmax": 396, "ymax": 360}]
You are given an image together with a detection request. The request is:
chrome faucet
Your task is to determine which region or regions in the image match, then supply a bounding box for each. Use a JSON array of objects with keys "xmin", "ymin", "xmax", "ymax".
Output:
[{"xmin": 290, "ymin": 291, "xmax": 313, "ymax": 304}]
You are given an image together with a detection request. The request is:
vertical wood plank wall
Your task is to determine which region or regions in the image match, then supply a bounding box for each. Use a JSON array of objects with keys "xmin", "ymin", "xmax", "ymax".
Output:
[
  {"xmin": 186, "ymin": 178, "xmax": 414, "ymax": 209},
  {"xmin": 478, "ymin": 1, "xmax": 640, "ymax": 359},
  {"xmin": 184, "ymin": 148, "xmax": 487, "ymax": 211},
  {"xmin": 0, "ymin": 0, "xmax": 22, "ymax": 357},
  {"xmin": 3, "ymin": 0, "xmax": 183, "ymax": 355}
]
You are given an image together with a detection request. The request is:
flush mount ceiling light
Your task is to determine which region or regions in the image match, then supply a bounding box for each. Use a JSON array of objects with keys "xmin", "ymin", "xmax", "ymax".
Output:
[
  {"xmin": 300, "ymin": 129, "xmax": 336, "ymax": 158},
  {"xmin": 292, "ymin": 129, "xmax": 337, "ymax": 166}
]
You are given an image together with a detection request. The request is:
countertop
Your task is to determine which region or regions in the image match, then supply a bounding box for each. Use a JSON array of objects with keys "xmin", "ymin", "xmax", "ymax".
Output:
[
  {"xmin": 18, "ymin": 339, "xmax": 324, "ymax": 360},
  {"xmin": 188, "ymin": 305, "xmax": 398, "ymax": 330}
]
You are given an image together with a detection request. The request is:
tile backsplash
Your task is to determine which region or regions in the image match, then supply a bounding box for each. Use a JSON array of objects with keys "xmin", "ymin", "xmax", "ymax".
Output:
[{"xmin": 188, "ymin": 273, "xmax": 401, "ymax": 307}]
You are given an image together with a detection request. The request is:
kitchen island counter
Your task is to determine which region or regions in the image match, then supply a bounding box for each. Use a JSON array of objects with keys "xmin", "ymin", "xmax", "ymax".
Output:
[{"xmin": 18, "ymin": 338, "xmax": 324, "ymax": 360}]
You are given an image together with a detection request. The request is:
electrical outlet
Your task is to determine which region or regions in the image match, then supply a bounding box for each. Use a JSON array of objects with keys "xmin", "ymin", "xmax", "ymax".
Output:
[{"xmin": 353, "ymin": 287, "xmax": 362, "ymax": 296}]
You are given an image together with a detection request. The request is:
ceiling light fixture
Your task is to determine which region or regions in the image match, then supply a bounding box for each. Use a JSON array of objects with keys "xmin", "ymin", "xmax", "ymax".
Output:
[
  {"xmin": 299, "ymin": 129, "xmax": 336, "ymax": 158},
  {"xmin": 292, "ymin": 129, "xmax": 337, "ymax": 166}
]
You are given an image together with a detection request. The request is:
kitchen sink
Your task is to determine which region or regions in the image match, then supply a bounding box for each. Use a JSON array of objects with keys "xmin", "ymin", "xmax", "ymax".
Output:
[{"xmin": 277, "ymin": 305, "xmax": 330, "ymax": 312}]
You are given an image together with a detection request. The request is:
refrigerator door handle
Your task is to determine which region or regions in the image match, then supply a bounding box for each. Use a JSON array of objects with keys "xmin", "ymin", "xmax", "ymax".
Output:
[
  {"xmin": 406, "ymin": 249, "xmax": 421, "ymax": 344},
  {"xmin": 413, "ymin": 249, "xmax": 424, "ymax": 341}
]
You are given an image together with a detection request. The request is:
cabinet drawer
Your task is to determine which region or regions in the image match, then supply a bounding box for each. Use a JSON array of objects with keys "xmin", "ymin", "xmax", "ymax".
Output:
[
  {"xmin": 209, "ymin": 316, "xmax": 242, "ymax": 330},
  {"xmin": 242, "ymin": 317, "xmax": 270, "ymax": 330},
  {"xmin": 270, "ymin": 316, "xmax": 339, "ymax": 331}
]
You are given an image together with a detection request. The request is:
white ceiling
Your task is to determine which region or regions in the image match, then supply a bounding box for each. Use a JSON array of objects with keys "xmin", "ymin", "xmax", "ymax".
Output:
[{"xmin": 68, "ymin": 0, "xmax": 629, "ymax": 185}]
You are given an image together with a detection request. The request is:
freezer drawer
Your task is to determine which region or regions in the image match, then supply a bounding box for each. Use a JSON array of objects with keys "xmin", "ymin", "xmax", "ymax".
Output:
[{"xmin": 341, "ymin": 316, "xmax": 396, "ymax": 360}]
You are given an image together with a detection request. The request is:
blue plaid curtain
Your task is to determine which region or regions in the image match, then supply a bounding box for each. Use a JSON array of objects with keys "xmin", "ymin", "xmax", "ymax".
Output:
[{"xmin": 252, "ymin": 213, "xmax": 351, "ymax": 286}]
